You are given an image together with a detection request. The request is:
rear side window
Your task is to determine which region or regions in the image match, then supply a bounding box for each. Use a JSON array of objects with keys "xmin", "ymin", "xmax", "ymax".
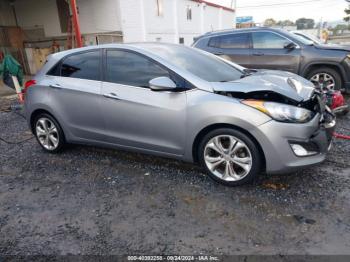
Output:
[
  {"xmin": 208, "ymin": 33, "xmax": 249, "ymax": 49},
  {"xmin": 47, "ymin": 62, "xmax": 61, "ymax": 76},
  {"xmin": 106, "ymin": 50, "xmax": 170, "ymax": 88},
  {"xmin": 56, "ymin": 51, "xmax": 100, "ymax": 80},
  {"xmin": 252, "ymin": 32, "xmax": 290, "ymax": 49}
]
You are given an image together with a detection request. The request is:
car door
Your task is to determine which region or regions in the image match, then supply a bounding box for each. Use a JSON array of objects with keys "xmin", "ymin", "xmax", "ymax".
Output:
[
  {"xmin": 46, "ymin": 50, "xmax": 106, "ymax": 141},
  {"xmin": 100, "ymin": 49, "xmax": 187, "ymax": 156},
  {"xmin": 205, "ymin": 33, "xmax": 251, "ymax": 67},
  {"xmin": 250, "ymin": 31, "xmax": 301, "ymax": 73}
]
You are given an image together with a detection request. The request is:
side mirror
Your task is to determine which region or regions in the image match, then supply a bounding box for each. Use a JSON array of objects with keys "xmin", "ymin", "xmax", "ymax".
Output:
[
  {"xmin": 284, "ymin": 42, "xmax": 297, "ymax": 50},
  {"xmin": 149, "ymin": 77, "xmax": 177, "ymax": 91}
]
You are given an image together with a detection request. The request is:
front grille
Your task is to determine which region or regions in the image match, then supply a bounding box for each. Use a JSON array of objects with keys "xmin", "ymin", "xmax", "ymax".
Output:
[
  {"xmin": 300, "ymin": 91, "xmax": 335, "ymax": 126},
  {"xmin": 300, "ymin": 91, "xmax": 322, "ymax": 113}
]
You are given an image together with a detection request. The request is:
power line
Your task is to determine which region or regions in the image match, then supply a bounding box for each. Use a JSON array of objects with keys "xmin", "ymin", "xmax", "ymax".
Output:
[{"xmin": 237, "ymin": 0, "xmax": 332, "ymax": 9}]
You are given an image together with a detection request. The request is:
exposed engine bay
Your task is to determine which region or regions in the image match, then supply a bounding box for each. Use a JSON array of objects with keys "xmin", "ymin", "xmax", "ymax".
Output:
[{"xmin": 212, "ymin": 70, "xmax": 337, "ymax": 127}]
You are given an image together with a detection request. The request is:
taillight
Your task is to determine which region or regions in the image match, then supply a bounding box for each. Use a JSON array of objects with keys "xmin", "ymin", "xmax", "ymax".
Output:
[
  {"xmin": 24, "ymin": 79, "xmax": 36, "ymax": 92},
  {"xmin": 20, "ymin": 79, "xmax": 36, "ymax": 103}
]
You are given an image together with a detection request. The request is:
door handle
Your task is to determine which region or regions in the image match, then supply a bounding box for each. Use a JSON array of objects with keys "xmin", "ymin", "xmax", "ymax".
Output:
[
  {"xmin": 214, "ymin": 52, "xmax": 224, "ymax": 55},
  {"xmin": 252, "ymin": 52, "xmax": 264, "ymax": 56},
  {"xmin": 49, "ymin": 83, "xmax": 62, "ymax": 89},
  {"xmin": 103, "ymin": 92, "xmax": 120, "ymax": 100}
]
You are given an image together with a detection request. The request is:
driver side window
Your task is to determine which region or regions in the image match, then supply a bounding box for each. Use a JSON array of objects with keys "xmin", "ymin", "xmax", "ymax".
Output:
[
  {"xmin": 252, "ymin": 32, "xmax": 290, "ymax": 49},
  {"xmin": 106, "ymin": 50, "xmax": 171, "ymax": 88}
]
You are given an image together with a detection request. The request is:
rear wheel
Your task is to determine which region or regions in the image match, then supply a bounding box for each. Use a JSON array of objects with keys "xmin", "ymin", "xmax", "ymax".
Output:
[
  {"xmin": 307, "ymin": 67, "xmax": 342, "ymax": 91},
  {"xmin": 34, "ymin": 113, "xmax": 65, "ymax": 153},
  {"xmin": 198, "ymin": 128, "xmax": 262, "ymax": 186}
]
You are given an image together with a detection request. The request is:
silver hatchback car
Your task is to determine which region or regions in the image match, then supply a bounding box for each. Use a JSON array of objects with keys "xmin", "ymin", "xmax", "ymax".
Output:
[{"xmin": 24, "ymin": 43, "xmax": 335, "ymax": 186}]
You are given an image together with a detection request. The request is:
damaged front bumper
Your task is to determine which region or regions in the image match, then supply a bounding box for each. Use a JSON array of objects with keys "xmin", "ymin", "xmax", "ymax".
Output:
[{"xmin": 251, "ymin": 110, "xmax": 335, "ymax": 174}]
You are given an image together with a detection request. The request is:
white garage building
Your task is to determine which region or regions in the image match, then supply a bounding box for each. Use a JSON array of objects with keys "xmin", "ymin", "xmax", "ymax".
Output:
[
  {"xmin": 0, "ymin": 0, "xmax": 235, "ymax": 74},
  {"xmin": 121, "ymin": 0, "xmax": 236, "ymax": 45},
  {"xmin": 1, "ymin": 0, "xmax": 236, "ymax": 46}
]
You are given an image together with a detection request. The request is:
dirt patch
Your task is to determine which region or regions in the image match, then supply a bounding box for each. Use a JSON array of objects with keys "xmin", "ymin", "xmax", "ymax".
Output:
[{"xmin": 0, "ymin": 96, "xmax": 350, "ymax": 255}]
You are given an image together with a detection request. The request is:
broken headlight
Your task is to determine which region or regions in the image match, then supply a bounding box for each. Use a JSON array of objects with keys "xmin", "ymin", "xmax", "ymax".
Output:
[{"xmin": 242, "ymin": 100, "xmax": 315, "ymax": 123}]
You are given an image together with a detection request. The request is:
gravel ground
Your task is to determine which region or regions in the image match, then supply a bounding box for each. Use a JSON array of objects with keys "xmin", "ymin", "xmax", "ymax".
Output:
[{"xmin": 0, "ymin": 97, "xmax": 350, "ymax": 256}]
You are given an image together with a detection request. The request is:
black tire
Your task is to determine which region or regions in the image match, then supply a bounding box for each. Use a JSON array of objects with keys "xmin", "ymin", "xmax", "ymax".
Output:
[
  {"xmin": 33, "ymin": 113, "xmax": 65, "ymax": 153},
  {"xmin": 198, "ymin": 128, "xmax": 263, "ymax": 186},
  {"xmin": 306, "ymin": 67, "xmax": 342, "ymax": 91}
]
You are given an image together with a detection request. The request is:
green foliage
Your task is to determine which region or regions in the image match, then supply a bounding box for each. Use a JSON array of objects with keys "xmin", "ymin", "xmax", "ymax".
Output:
[
  {"xmin": 333, "ymin": 24, "xmax": 349, "ymax": 31},
  {"xmin": 276, "ymin": 20, "xmax": 295, "ymax": 26},
  {"xmin": 263, "ymin": 18, "xmax": 277, "ymax": 27},
  {"xmin": 344, "ymin": 8, "xmax": 350, "ymax": 22},
  {"xmin": 296, "ymin": 18, "xmax": 315, "ymax": 29},
  {"xmin": 263, "ymin": 18, "xmax": 295, "ymax": 27}
]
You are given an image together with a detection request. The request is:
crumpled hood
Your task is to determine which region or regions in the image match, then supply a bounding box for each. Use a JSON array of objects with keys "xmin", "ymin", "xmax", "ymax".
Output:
[
  {"xmin": 314, "ymin": 44, "xmax": 350, "ymax": 52},
  {"xmin": 211, "ymin": 70, "xmax": 315, "ymax": 102}
]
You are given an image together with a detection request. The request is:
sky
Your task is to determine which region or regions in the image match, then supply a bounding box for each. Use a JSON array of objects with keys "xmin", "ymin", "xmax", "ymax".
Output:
[{"xmin": 208, "ymin": 0, "xmax": 349, "ymax": 24}]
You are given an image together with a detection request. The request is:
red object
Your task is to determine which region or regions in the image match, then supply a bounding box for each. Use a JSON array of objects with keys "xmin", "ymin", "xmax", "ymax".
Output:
[
  {"xmin": 70, "ymin": 0, "xmax": 83, "ymax": 48},
  {"xmin": 20, "ymin": 79, "xmax": 36, "ymax": 103},
  {"xmin": 333, "ymin": 132, "xmax": 350, "ymax": 140},
  {"xmin": 331, "ymin": 91, "xmax": 345, "ymax": 110},
  {"xmin": 24, "ymin": 79, "xmax": 36, "ymax": 90}
]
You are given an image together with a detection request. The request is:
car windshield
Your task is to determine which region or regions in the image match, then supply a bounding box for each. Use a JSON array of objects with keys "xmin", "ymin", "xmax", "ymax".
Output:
[
  {"xmin": 140, "ymin": 44, "xmax": 244, "ymax": 82},
  {"xmin": 284, "ymin": 31, "xmax": 314, "ymax": 45},
  {"xmin": 293, "ymin": 32, "xmax": 322, "ymax": 45}
]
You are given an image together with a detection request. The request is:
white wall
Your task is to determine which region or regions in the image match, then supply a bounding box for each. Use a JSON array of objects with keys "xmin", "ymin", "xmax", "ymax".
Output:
[
  {"xmin": 118, "ymin": 0, "xmax": 146, "ymax": 42},
  {"xmin": 14, "ymin": 0, "xmax": 62, "ymax": 37},
  {"xmin": 77, "ymin": 0, "xmax": 122, "ymax": 34},
  {"xmin": 177, "ymin": 1, "xmax": 235, "ymax": 45},
  {"xmin": 143, "ymin": 0, "xmax": 175, "ymax": 35},
  {"xmin": 177, "ymin": 0, "xmax": 202, "ymax": 34},
  {"xmin": 202, "ymin": 5, "xmax": 220, "ymax": 32},
  {"xmin": 222, "ymin": 9, "xmax": 235, "ymax": 29},
  {"xmin": 6, "ymin": 0, "xmax": 235, "ymax": 45},
  {"xmin": 120, "ymin": 0, "xmax": 235, "ymax": 45}
]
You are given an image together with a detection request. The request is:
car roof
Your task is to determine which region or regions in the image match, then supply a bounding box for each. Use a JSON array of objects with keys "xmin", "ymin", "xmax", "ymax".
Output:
[
  {"xmin": 49, "ymin": 42, "xmax": 190, "ymax": 61},
  {"xmin": 195, "ymin": 27, "xmax": 287, "ymax": 40}
]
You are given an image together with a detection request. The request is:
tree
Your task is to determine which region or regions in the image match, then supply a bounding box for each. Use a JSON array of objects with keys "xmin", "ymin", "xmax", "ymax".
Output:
[
  {"xmin": 263, "ymin": 18, "xmax": 277, "ymax": 27},
  {"xmin": 329, "ymin": 24, "xmax": 350, "ymax": 35},
  {"xmin": 344, "ymin": 7, "xmax": 350, "ymax": 22},
  {"xmin": 296, "ymin": 18, "xmax": 315, "ymax": 29},
  {"xmin": 335, "ymin": 24, "xmax": 348, "ymax": 30},
  {"xmin": 276, "ymin": 20, "xmax": 295, "ymax": 26}
]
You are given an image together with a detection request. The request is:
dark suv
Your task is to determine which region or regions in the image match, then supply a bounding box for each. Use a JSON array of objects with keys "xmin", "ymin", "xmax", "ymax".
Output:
[{"xmin": 193, "ymin": 27, "xmax": 350, "ymax": 91}]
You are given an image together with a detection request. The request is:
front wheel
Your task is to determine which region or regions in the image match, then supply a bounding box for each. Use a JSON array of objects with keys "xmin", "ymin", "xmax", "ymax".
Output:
[
  {"xmin": 198, "ymin": 128, "xmax": 263, "ymax": 186},
  {"xmin": 307, "ymin": 67, "xmax": 342, "ymax": 91}
]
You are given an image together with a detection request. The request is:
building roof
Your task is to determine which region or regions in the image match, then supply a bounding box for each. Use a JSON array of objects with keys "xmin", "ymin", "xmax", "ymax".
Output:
[{"xmin": 191, "ymin": 0, "xmax": 235, "ymax": 12}]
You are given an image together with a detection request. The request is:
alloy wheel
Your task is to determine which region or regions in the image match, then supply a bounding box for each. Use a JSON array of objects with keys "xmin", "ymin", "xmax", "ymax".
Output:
[
  {"xmin": 309, "ymin": 73, "xmax": 335, "ymax": 90},
  {"xmin": 35, "ymin": 117, "xmax": 59, "ymax": 150},
  {"xmin": 204, "ymin": 135, "xmax": 252, "ymax": 182}
]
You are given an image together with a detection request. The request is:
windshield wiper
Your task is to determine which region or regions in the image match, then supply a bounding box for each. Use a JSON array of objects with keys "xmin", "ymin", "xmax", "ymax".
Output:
[
  {"xmin": 241, "ymin": 68, "xmax": 258, "ymax": 78},
  {"xmin": 241, "ymin": 69, "xmax": 252, "ymax": 78}
]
